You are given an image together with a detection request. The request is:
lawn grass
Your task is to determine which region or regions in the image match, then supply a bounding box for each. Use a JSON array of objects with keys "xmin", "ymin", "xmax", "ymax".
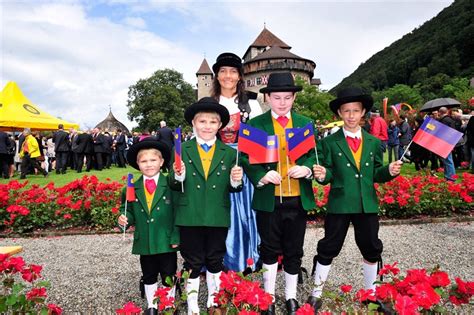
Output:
[
  {"xmin": 1, "ymin": 155, "xmax": 470, "ymax": 187},
  {"xmin": 0, "ymin": 166, "xmax": 142, "ymax": 187}
]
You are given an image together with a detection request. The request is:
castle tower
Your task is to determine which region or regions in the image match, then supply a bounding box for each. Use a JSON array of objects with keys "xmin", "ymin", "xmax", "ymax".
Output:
[{"xmin": 196, "ymin": 58, "xmax": 213, "ymax": 99}]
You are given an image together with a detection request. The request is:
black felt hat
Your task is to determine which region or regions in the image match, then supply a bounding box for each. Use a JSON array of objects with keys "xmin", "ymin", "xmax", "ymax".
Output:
[
  {"xmin": 126, "ymin": 138, "xmax": 170, "ymax": 170},
  {"xmin": 329, "ymin": 87, "xmax": 373, "ymax": 114},
  {"xmin": 259, "ymin": 72, "xmax": 302, "ymax": 93},
  {"xmin": 184, "ymin": 97, "xmax": 230, "ymax": 130},
  {"xmin": 212, "ymin": 52, "xmax": 242, "ymax": 74}
]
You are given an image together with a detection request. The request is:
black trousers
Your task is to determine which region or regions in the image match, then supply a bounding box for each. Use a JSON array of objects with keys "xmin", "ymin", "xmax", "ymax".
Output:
[
  {"xmin": 256, "ymin": 196, "xmax": 307, "ymax": 275},
  {"xmin": 94, "ymin": 152, "xmax": 103, "ymax": 170},
  {"xmin": 0, "ymin": 153, "xmax": 9, "ymax": 178},
  {"xmin": 55, "ymin": 151, "xmax": 68, "ymax": 173},
  {"xmin": 20, "ymin": 155, "xmax": 46, "ymax": 178},
  {"xmin": 180, "ymin": 226, "xmax": 228, "ymax": 278},
  {"xmin": 316, "ymin": 213, "xmax": 383, "ymax": 265},
  {"xmin": 140, "ymin": 252, "xmax": 177, "ymax": 285}
]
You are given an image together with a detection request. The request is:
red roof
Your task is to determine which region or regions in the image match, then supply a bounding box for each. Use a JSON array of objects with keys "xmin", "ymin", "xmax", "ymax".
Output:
[{"xmin": 250, "ymin": 27, "xmax": 291, "ymax": 49}]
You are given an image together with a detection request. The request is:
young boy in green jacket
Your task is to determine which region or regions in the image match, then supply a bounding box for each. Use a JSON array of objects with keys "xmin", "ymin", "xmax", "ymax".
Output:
[
  {"xmin": 118, "ymin": 138, "xmax": 179, "ymax": 315},
  {"xmin": 169, "ymin": 97, "xmax": 243, "ymax": 314}
]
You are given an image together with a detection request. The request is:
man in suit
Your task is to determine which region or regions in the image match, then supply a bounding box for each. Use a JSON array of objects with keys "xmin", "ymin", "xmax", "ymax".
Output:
[
  {"xmin": 157, "ymin": 121, "xmax": 174, "ymax": 154},
  {"xmin": 75, "ymin": 130, "xmax": 94, "ymax": 172},
  {"xmin": 92, "ymin": 127, "xmax": 105, "ymax": 170},
  {"xmin": 52, "ymin": 124, "xmax": 70, "ymax": 174},
  {"xmin": 311, "ymin": 87, "xmax": 402, "ymax": 311},
  {"xmin": 241, "ymin": 72, "xmax": 316, "ymax": 315},
  {"xmin": 0, "ymin": 131, "xmax": 11, "ymax": 178},
  {"xmin": 114, "ymin": 129, "xmax": 126, "ymax": 168}
]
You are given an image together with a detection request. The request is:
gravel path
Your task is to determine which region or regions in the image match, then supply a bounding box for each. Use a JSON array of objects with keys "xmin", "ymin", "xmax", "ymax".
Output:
[{"xmin": 1, "ymin": 221, "xmax": 473, "ymax": 314}]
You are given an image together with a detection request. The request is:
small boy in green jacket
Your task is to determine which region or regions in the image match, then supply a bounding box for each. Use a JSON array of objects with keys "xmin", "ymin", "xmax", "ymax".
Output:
[{"xmin": 118, "ymin": 138, "xmax": 179, "ymax": 315}]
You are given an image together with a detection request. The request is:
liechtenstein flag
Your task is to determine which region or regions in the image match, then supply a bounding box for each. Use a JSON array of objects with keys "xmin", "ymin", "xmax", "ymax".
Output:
[
  {"xmin": 174, "ymin": 128, "xmax": 182, "ymax": 172},
  {"xmin": 126, "ymin": 173, "xmax": 136, "ymax": 202},
  {"xmin": 285, "ymin": 123, "xmax": 316, "ymax": 162},
  {"xmin": 238, "ymin": 123, "xmax": 268, "ymax": 162},
  {"xmin": 250, "ymin": 135, "xmax": 279, "ymax": 164},
  {"xmin": 412, "ymin": 117, "xmax": 463, "ymax": 159}
]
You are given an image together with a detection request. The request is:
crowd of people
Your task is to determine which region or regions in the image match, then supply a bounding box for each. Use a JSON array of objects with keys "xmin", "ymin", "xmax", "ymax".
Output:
[
  {"xmin": 0, "ymin": 122, "xmax": 177, "ymax": 180},
  {"xmin": 315, "ymin": 107, "xmax": 474, "ymax": 181}
]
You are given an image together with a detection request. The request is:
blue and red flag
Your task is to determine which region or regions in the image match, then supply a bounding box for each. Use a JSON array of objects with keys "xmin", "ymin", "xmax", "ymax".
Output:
[
  {"xmin": 285, "ymin": 123, "xmax": 316, "ymax": 162},
  {"xmin": 126, "ymin": 173, "xmax": 136, "ymax": 202},
  {"xmin": 250, "ymin": 135, "xmax": 279, "ymax": 164},
  {"xmin": 238, "ymin": 123, "xmax": 268, "ymax": 162},
  {"xmin": 412, "ymin": 117, "xmax": 463, "ymax": 159},
  {"xmin": 174, "ymin": 128, "xmax": 182, "ymax": 172}
]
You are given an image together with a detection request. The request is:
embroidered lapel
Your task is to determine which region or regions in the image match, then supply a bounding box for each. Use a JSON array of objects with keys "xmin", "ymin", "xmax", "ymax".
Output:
[
  {"xmin": 133, "ymin": 177, "xmax": 149, "ymax": 214},
  {"xmin": 150, "ymin": 175, "xmax": 167, "ymax": 211}
]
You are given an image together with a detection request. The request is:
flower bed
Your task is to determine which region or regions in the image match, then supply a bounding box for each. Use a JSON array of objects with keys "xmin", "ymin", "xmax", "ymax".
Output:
[
  {"xmin": 311, "ymin": 173, "xmax": 474, "ymax": 219},
  {"xmin": 0, "ymin": 254, "xmax": 62, "ymax": 314},
  {"xmin": 0, "ymin": 175, "xmax": 122, "ymax": 234}
]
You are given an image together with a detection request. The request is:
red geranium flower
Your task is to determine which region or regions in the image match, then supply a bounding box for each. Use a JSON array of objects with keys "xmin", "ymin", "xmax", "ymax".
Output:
[
  {"xmin": 247, "ymin": 258, "xmax": 254, "ymax": 267},
  {"xmin": 116, "ymin": 301, "xmax": 142, "ymax": 314},
  {"xmin": 340, "ymin": 284, "xmax": 352, "ymax": 293},
  {"xmin": 295, "ymin": 303, "xmax": 315, "ymax": 315},
  {"xmin": 26, "ymin": 287, "xmax": 47, "ymax": 300},
  {"xmin": 429, "ymin": 271, "xmax": 450, "ymax": 287},
  {"xmin": 408, "ymin": 281, "xmax": 440, "ymax": 310},
  {"xmin": 379, "ymin": 261, "xmax": 400, "ymax": 276},
  {"xmin": 47, "ymin": 303, "xmax": 63, "ymax": 315},
  {"xmin": 394, "ymin": 294, "xmax": 420, "ymax": 315},
  {"xmin": 354, "ymin": 289, "xmax": 376, "ymax": 303}
]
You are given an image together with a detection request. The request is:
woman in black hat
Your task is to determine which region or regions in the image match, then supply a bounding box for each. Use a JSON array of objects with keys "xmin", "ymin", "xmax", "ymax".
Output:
[{"xmin": 211, "ymin": 52, "xmax": 263, "ymax": 272}]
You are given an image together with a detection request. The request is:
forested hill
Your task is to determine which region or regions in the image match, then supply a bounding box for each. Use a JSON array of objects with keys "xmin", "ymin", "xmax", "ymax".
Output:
[{"xmin": 331, "ymin": 0, "xmax": 473, "ymax": 94}]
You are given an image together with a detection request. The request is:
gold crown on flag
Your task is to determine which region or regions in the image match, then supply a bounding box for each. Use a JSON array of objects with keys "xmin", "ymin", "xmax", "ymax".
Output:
[
  {"xmin": 175, "ymin": 134, "xmax": 179, "ymax": 139},
  {"xmin": 288, "ymin": 132, "xmax": 294, "ymax": 138},
  {"xmin": 267, "ymin": 140, "xmax": 275, "ymax": 145},
  {"xmin": 304, "ymin": 129, "xmax": 310, "ymax": 136},
  {"xmin": 427, "ymin": 123, "xmax": 436, "ymax": 131},
  {"xmin": 243, "ymin": 129, "xmax": 250, "ymax": 136}
]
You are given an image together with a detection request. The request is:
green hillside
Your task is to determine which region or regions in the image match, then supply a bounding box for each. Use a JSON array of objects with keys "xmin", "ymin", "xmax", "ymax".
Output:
[{"xmin": 331, "ymin": 0, "xmax": 474, "ymax": 100}]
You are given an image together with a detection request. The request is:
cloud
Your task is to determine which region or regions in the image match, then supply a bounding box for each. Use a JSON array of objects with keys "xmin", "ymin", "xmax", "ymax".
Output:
[
  {"xmin": 1, "ymin": 0, "xmax": 454, "ymax": 131},
  {"xmin": 1, "ymin": 1, "xmax": 203, "ymax": 130}
]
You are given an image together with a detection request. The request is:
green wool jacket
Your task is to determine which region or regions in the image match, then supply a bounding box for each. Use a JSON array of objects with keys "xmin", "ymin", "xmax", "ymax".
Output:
[
  {"xmin": 241, "ymin": 110, "xmax": 317, "ymax": 212},
  {"xmin": 120, "ymin": 174, "xmax": 179, "ymax": 255},
  {"xmin": 318, "ymin": 128, "xmax": 396, "ymax": 214},
  {"xmin": 169, "ymin": 138, "xmax": 242, "ymax": 227}
]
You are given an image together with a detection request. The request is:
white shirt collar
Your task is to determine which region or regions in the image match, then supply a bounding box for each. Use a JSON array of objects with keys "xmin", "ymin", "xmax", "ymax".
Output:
[
  {"xmin": 143, "ymin": 173, "xmax": 160, "ymax": 184},
  {"xmin": 342, "ymin": 127, "xmax": 362, "ymax": 139},
  {"xmin": 195, "ymin": 135, "xmax": 216, "ymax": 147},
  {"xmin": 271, "ymin": 111, "xmax": 291, "ymax": 120}
]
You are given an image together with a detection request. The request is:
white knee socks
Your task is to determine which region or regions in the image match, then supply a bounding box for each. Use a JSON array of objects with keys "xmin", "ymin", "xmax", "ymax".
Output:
[
  {"xmin": 262, "ymin": 262, "xmax": 278, "ymax": 302},
  {"xmin": 312, "ymin": 263, "xmax": 331, "ymax": 298},
  {"xmin": 284, "ymin": 272, "xmax": 298, "ymax": 300},
  {"xmin": 206, "ymin": 271, "xmax": 222, "ymax": 308},
  {"xmin": 186, "ymin": 277, "xmax": 200, "ymax": 315},
  {"xmin": 145, "ymin": 283, "xmax": 158, "ymax": 309},
  {"xmin": 363, "ymin": 261, "xmax": 378, "ymax": 291}
]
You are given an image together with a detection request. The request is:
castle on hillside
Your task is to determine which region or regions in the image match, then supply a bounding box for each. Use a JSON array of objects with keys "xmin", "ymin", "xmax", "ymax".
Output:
[{"xmin": 196, "ymin": 26, "xmax": 320, "ymax": 101}]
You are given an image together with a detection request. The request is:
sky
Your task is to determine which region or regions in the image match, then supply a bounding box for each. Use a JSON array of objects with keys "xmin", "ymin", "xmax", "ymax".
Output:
[{"xmin": 0, "ymin": 0, "xmax": 454, "ymax": 130}]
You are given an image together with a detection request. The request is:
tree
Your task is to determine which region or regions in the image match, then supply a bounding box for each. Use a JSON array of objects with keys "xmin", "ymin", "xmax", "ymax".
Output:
[
  {"xmin": 127, "ymin": 69, "xmax": 196, "ymax": 131},
  {"xmin": 372, "ymin": 84, "xmax": 423, "ymax": 111},
  {"xmin": 293, "ymin": 77, "xmax": 335, "ymax": 123}
]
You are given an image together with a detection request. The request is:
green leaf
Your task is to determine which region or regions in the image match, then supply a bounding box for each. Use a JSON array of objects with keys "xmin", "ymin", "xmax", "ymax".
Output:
[
  {"xmin": 6, "ymin": 294, "xmax": 17, "ymax": 306},
  {"xmin": 368, "ymin": 302, "xmax": 380, "ymax": 311}
]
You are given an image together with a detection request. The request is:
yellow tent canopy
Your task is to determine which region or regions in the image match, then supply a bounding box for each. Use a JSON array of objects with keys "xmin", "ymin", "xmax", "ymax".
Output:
[
  {"xmin": 0, "ymin": 81, "xmax": 79, "ymax": 131},
  {"xmin": 322, "ymin": 121, "xmax": 344, "ymax": 129}
]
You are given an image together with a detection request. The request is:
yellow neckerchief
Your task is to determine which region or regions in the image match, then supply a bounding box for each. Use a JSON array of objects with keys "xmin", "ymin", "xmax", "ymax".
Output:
[
  {"xmin": 197, "ymin": 143, "xmax": 216, "ymax": 179},
  {"xmin": 272, "ymin": 117, "xmax": 300, "ymax": 197},
  {"xmin": 143, "ymin": 175, "xmax": 159, "ymax": 212},
  {"xmin": 349, "ymin": 137, "xmax": 364, "ymax": 170}
]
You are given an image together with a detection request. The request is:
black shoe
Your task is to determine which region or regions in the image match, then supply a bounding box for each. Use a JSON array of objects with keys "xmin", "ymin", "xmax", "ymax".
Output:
[
  {"xmin": 56, "ymin": 171, "xmax": 60, "ymax": 174},
  {"xmin": 261, "ymin": 304, "xmax": 275, "ymax": 315},
  {"xmin": 43, "ymin": 172, "xmax": 49, "ymax": 178},
  {"xmin": 144, "ymin": 308, "xmax": 158, "ymax": 315},
  {"xmin": 285, "ymin": 298, "xmax": 299, "ymax": 315},
  {"xmin": 307, "ymin": 296, "xmax": 323, "ymax": 313}
]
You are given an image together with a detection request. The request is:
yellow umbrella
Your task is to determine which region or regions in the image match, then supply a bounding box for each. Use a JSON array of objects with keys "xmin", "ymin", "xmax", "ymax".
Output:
[
  {"xmin": 0, "ymin": 81, "xmax": 79, "ymax": 131},
  {"xmin": 322, "ymin": 121, "xmax": 344, "ymax": 129}
]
